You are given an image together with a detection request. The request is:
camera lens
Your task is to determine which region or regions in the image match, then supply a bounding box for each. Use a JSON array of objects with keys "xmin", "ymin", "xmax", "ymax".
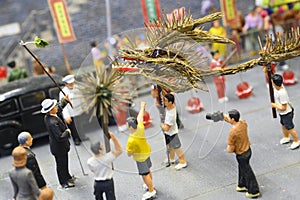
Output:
[{"xmin": 206, "ymin": 113, "xmax": 212, "ymax": 120}]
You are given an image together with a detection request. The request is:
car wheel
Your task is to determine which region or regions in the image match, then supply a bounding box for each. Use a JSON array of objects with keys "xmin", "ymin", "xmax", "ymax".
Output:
[{"xmin": 0, "ymin": 127, "xmax": 20, "ymax": 157}]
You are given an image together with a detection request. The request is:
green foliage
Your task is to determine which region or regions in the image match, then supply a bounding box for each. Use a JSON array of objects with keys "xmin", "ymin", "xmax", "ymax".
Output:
[{"xmin": 34, "ymin": 36, "xmax": 49, "ymax": 48}]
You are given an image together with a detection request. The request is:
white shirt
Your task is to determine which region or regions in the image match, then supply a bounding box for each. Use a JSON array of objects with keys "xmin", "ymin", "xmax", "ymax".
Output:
[
  {"xmin": 91, "ymin": 47, "xmax": 102, "ymax": 60},
  {"xmin": 164, "ymin": 107, "xmax": 178, "ymax": 136},
  {"xmin": 59, "ymin": 86, "xmax": 83, "ymax": 118},
  {"xmin": 87, "ymin": 152, "xmax": 116, "ymax": 180},
  {"xmin": 274, "ymin": 86, "xmax": 292, "ymax": 115}
]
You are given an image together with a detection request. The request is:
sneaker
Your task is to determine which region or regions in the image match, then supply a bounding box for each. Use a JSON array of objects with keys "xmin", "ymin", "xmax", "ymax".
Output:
[
  {"xmin": 68, "ymin": 175, "xmax": 76, "ymax": 184},
  {"xmin": 236, "ymin": 186, "xmax": 247, "ymax": 192},
  {"xmin": 246, "ymin": 192, "xmax": 260, "ymax": 198},
  {"xmin": 74, "ymin": 139, "xmax": 81, "ymax": 146},
  {"xmin": 163, "ymin": 158, "xmax": 175, "ymax": 165},
  {"xmin": 290, "ymin": 141, "xmax": 300, "ymax": 150},
  {"xmin": 142, "ymin": 190, "xmax": 156, "ymax": 200},
  {"xmin": 280, "ymin": 137, "xmax": 290, "ymax": 144},
  {"xmin": 61, "ymin": 182, "xmax": 75, "ymax": 189},
  {"xmin": 175, "ymin": 162, "xmax": 187, "ymax": 170},
  {"xmin": 218, "ymin": 98, "xmax": 225, "ymax": 103},
  {"xmin": 142, "ymin": 184, "xmax": 155, "ymax": 191},
  {"xmin": 218, "ymin": 97, "xmax": 228, "ymax": 103}
]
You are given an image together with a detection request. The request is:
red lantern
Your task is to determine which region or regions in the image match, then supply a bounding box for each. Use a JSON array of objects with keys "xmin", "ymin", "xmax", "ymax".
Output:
[
  {"xmin": 283, "ymin": 70, "xmax": 297, "ymax": 86},
  {"xmin": 187, "ymin": 97, "xmax": 202, "ymax": 113},
  {"xmin": 236, "ymin": 82, "xmax": 253, "ymax": 99}
]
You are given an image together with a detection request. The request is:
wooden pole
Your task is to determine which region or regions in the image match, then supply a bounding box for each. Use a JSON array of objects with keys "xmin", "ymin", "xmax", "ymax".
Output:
[
  {"xmin": 20, "ymin": 42, "xmax": 73, "ymax": 108},
  {"xmin": 267, "ymin": 63, "xmax": 277, "ymax": 118},
  {"xmin": 96, "ymin": 104, "xmax": 111, "ymax": 153},
  {"xmin": 60, "ymin": 43, "xmax": 72, "ymax": 75}
]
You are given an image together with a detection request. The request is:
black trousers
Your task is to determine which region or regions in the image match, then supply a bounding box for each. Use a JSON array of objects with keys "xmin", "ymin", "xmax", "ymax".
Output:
[
  {"xmin": 54, "ymin": 153, "xmax": 72, "ymax": 185},
  {"xmin": 236, "ymin": 148, "xmax": 259, "ymax": 194},
  {"xmin": 94, "ymin": 179, "xmax": 116, "ymax": 200},
  {"xmin": 68, "ymin": 117, "xmax": 81, "ymax": 142}
]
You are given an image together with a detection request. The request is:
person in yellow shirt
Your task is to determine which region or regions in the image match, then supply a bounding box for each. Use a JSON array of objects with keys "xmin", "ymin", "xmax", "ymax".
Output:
[
  {"xmin": 208, "ymin": 20, "xmax": 227, "ymax": 59},
  {"xmin": 126, "ymin": 101, "xmax": 156, "ymax": 200}
]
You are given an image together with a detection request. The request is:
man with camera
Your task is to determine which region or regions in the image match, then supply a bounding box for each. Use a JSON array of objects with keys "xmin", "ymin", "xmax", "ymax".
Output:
[{"xmin": 223, "ymin": 109, "xmax": 260, "ymax": 198}]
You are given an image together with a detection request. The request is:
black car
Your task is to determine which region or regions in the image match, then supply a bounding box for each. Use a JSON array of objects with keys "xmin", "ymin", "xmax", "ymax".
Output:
[{"xmin": 0, "ymin": 74, "xmax": 64, "ymax": 155}]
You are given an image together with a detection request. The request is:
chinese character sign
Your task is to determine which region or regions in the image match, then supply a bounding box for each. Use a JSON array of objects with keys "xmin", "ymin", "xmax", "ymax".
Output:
[
  {"xmin": 48, "ymin": 0, "xmax": 76, "ymax": 43},
  {"xmin": 140, "ymin": 0, "xmax": 161, "ymax": 24},
  {"xmin": 220, "ymin": 0, "xmax": 238, "ymax": 27}
]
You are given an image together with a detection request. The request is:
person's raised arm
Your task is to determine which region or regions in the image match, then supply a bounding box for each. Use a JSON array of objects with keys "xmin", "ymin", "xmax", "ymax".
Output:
[
  {"xmin": 109, "ymin": 132, "xmax": 122, "ymax": 157},
  {"xmin": 137, "ymin": 102, "xmax": 146, "ymax": 124}
]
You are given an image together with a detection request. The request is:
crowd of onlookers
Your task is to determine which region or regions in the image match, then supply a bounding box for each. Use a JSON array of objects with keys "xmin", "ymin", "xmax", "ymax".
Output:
[{"xmin": 210, "ymin": 4, "xmax": 300, "ymax": 63}]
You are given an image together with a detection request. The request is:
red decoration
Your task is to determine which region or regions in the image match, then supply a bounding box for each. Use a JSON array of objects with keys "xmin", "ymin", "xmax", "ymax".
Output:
[
  {"xmin": 187, "ymin": 97, "xmax": 203, "ymax": 113},
  {"xmin": 143, "ymin": 111, "xmax": 152, "ymax": 128},
  {"xmin": 261, "ymin": 10, "xmax": 268, "ymax": 18},
  {"xmin": 0, "ymin": 66, "xmax": 7, "ymax": 78},
  {"xmin": 114, "ymin": 102, "xmax": 128, "ymax": 132},
  {"xmin": 236, "ymin": 82, "xmax": 253, "ymax": 99},
  {"xmin": 283, "ymin": 70, "xmax": 297, "ymax": 85}
]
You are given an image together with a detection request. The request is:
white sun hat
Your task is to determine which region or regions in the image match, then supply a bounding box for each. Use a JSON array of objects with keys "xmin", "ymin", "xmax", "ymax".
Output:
[
  {"xmin": 62, "ymin": 74, "xmax": 75, "ymax": 84},
  {"xmin": 41, "ymin": 99, "xmax": 57, "ymax": 113}
]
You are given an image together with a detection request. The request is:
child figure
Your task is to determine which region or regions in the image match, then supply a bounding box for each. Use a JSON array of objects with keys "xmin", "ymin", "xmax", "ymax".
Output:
[{"xmin": 209, "ymin": 50, "xmax": 228, "ymax": 103}]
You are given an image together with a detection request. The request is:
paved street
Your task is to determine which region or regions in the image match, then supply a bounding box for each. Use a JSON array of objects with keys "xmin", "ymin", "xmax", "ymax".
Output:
[
  {"xmin": 1, "ymin": 0, "xmax": 300, "ymax": 199},
  {"xmin": 1, "ymin": 61, "xmax": 300, "ymax": 199}
]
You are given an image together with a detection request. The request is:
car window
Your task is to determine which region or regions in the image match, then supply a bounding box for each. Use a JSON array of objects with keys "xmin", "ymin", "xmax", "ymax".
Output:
[
  {"xmin": 49, "ymin": 87, "xmax": 60, "ymax": 100},
  {"xmin": 20, "ymin": 91, "xmax": 46, "ymax": 110},
  {"xmin": 0, "ymin": 99, "xmax": 19, "ymax": 117}
]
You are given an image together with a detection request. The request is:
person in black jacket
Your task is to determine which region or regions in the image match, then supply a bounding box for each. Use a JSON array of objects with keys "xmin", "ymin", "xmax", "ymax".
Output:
[
  {"xmin": 41, "ymin": 96, "xmax": 75, "ymax": 189},
  {"xmin": 18, "ymin": 131, "xmax": 47, "ymax": 189}
]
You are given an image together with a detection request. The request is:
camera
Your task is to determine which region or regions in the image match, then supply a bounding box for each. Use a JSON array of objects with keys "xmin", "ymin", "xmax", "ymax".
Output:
[{"xmin": 206, "ymin": 111, "xmax": 224, "ymax": 122}]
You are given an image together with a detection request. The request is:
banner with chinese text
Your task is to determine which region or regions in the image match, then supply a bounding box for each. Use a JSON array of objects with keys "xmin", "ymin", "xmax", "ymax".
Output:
[
  {"xmin": 48, "ymin": 0, "xmax": 76, "ymax": 43},
  {"xmin": 140, "ymin": 0, "xmax": 161, "ymax": 25},
  {"xmin": 220, "ymin": 0, "xmax": 238, "ymax": 27}
]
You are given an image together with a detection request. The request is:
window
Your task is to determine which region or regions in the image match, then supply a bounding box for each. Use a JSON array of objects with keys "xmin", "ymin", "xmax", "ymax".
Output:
[
  {"xmin": 20, "ymin": 91, "xmax": 46, "ymax": 110},
  {"xmin": 0, "ymin": 99, "xmax": 19, "ymax": 117},
  {"xmin": 49, "ymin": 87, "xmax": 60, "ymax": 100}
]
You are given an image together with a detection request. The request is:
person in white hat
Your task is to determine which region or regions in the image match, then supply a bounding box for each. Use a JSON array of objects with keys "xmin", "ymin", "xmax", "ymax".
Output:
[
  {"xmin": 41, "ymin": 96, "xmax": 75, "ymax": 189},
  {"xmin": 59, "ymin": 74, "xmax": 88, "ymax": 146}
]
